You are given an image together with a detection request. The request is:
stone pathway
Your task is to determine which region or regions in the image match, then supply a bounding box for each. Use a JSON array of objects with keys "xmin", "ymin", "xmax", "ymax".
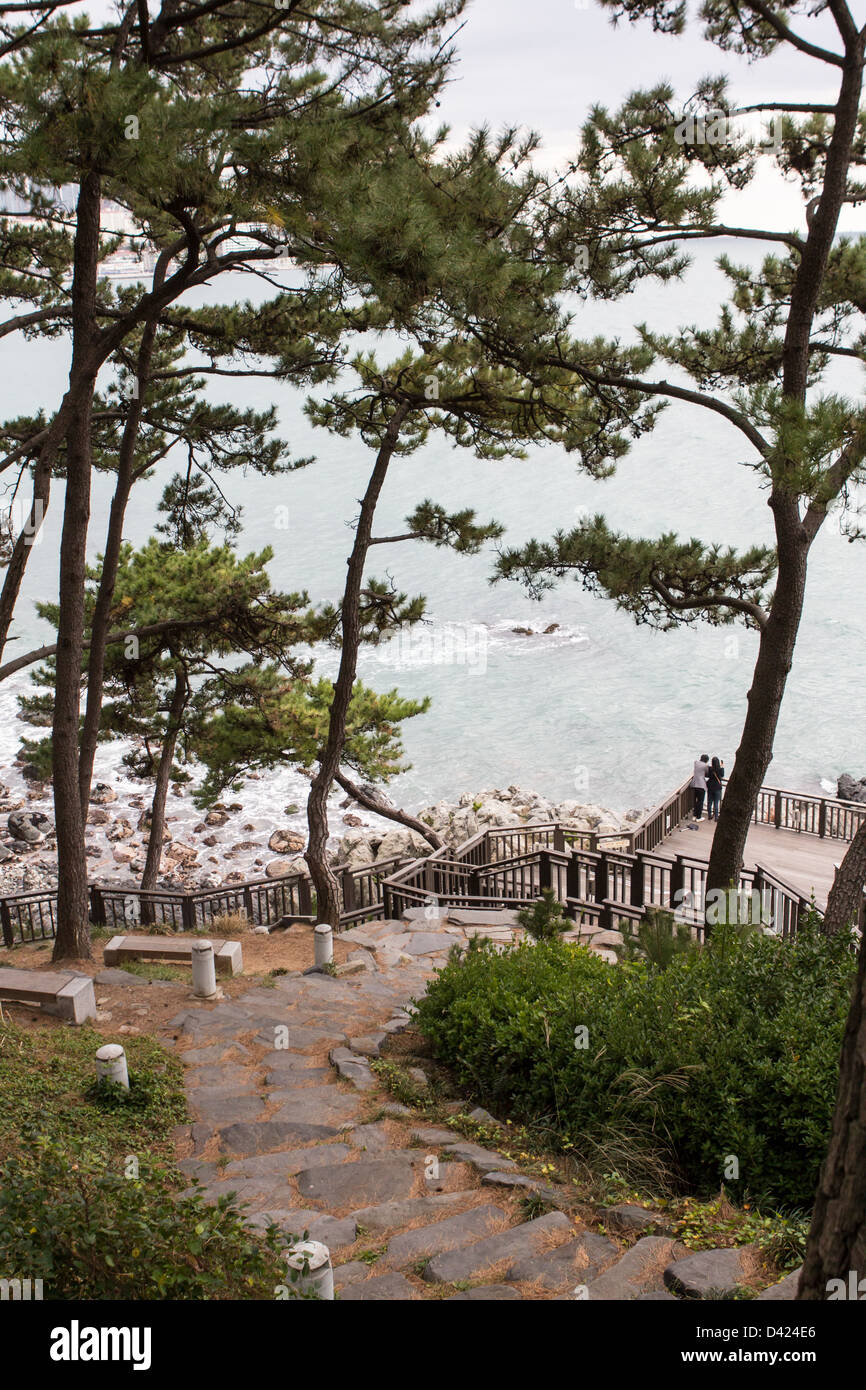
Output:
[{"xmin": 165, "ymin": 914, "xmax": 800, "ymax": 1301}]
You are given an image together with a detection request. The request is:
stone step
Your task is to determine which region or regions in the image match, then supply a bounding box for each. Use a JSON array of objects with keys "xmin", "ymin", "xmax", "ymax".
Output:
[
  {"xmin": 583, "ymin": 1236, "xmax": 689, "ymax": 1301},
  {"xmin": 338, "ymin": 1272, "xmax": 418, "ymax": 1301},
  {"xmin": 381, "ymin": 1205, "xmax": 510, "ymax": 1270},
  {"xmin": 506, "ymin": 1231, "xmax": 618, "ymax": 1292},
  {"xmin": 423, "ymin": 1211, "xmax": 573, "ymax": 1285},
  {"xmin": 347, "ymin": 1192, "xmax": 472, "ymax": 1233}
]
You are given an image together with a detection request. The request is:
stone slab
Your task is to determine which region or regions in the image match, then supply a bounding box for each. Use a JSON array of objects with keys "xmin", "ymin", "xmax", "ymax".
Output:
[
  {"xmin": 270, "ymin": 1085, "xmax": 362, "ymax": 1128},
  {"xmin": 664, "ymin": 1247, "xmax": 756, "ymax": 1299},
  {"xmin": 223, "ymin": 1144, "xmax": 352, "ymax": 1180},
  {"xmin": 586, "ymin": 1237, "xmax": 689, "ymax": 1301},
  {"xmin": 757, "ymin": 1268, "xmax": 802, "ymax": 1301},
  {"xmin": 297, "ymin": 1157, "xmax": 419, "ymax": 1209},
  {"xmin": 349, "ymin": 1193, "xmax": 470, "ymax": 1233},
  {"xmin": 103, "ymin": 934, "xmax": 242, "ymax": 976},
  {"xmin": 507, "ymin": 1231, "xmax": 618, "ymax": 1291},
  {"xmin": 383, "ymin": 1205, "xmax": 508, "ymax": 1270},
  {"xmin": 424, "ymin": 1212, "xmax": 572, "ymax": 1284},
  {"xmin": 447, "ymin": 1285, "xmax": 522, "ymax": 1301},
  {"xmin": 217, "ymin": 1119, "xmax": 343, "ymax": 1156},
  {"xmin": 339, "ymin": 1272, "xmax": 418, "ymax": 1301}
]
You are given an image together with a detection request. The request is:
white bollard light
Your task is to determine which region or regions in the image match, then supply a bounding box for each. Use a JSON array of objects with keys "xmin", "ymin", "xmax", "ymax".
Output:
[
  {"xmin": 95, "ymin": 1043, "xmax": 130, "ymax": 1090},
  {"xmin": 314, "ymin": 923, "xmax": 333, "ymax": 968},
  {"xmin": 192, "ymin": 938, "xmax": 218, "ymax": 998},
  {"xmin": 286, "ymin": 1240, "xmax": 334, "ymax": 1300}
]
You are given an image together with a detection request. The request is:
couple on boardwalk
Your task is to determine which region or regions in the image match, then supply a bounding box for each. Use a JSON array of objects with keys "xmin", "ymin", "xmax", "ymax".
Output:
[{"xmin": 692, "ymin": 753, "xmax": 725, "ymax": 821}]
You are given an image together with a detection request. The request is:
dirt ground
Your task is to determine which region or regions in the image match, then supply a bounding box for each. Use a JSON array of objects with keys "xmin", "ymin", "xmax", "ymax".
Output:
[{"xmin": 0, "ymin": 922, "xmax": 355, "ymax": 1039}]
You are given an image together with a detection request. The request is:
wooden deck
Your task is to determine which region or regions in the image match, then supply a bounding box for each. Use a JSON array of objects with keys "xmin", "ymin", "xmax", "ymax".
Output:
[{"xmin": 655, "ymin": 817, "xmax": 844, "ymax": 910}]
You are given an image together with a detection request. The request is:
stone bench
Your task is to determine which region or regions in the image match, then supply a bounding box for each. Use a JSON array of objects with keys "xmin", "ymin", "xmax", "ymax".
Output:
[
  {"xmin": 0, "ymin": 967, "xmax": 96, "ymax": 1023},
  {"xmin": 103, "ymin": 934, "xmax": 243, "ymax": 976}
]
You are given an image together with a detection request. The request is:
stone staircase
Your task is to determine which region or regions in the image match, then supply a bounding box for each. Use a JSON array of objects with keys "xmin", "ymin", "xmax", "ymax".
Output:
[{"xmin": 166, "ymin": 916, "xmax": 799, "ymax": 1301}]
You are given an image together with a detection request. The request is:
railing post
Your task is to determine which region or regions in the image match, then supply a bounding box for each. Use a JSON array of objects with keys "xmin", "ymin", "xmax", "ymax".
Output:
[
  {"xmin": 243, "ymin": 885, "xmax": 255, "ymax": 925},
  {"xmin": 181, "ymin": 894, "xmax": 196, "ymax": 932},
  {"xmin": 298, "ymin": 876, "xmax": 312, "ymax": 919},
  {"xmin": 669, "ymin": 856, "xmax": 685, "ymax": 917},
  {"xmin": 341, "ymin": 869, "xmax": 356, "ymax": 917},
  {"xmin": 553, "ymin": 826, "xmax": 565, "ymax": 853},
  {"xmin": 818, "ymin": 799, "xmax": 827, "ymax": 838},
  {"xmin": 539, "ymin": 851, "xmax": 552, "ymax": 893},
  {"xmin": 0, "ymin": 898, "xmax": 13, "ymax": 949},
  {"xmin": 89, "ymin": 885, "xmax": 105, "ymax": 927},
  {"xmin": 774, "ymin": 790, "xmax": 782, "ymax": 829},
  {"xmin": 630, "ymin": 853, "xmax": 644, "ymax": 910}
]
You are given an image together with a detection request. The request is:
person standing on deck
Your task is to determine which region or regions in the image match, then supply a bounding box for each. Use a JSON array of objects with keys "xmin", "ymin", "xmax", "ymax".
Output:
[
  {"xmin": 706, "ymin": 756, "xmax": 725, "ymax": 821},
  {"xmin": 692, "ymin": 754, "xmax": 709, "ymax": 819}
]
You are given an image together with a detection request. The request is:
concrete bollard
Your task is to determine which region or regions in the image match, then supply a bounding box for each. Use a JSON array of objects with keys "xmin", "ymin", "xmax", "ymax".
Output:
[
  {"xmin": 286, "ymin": 1240, "xmax": 334, "ymax": 1300},
  {"xmin": 95, "ymin": 1043, "xmax": 130, "ymax": 1090},
  {"xmin": 192, "ymin": 938, "xmax": 218, "ymax": 999},
  {"xmin": 314, "ymin": 923, "xmax": 333, "ymax": 968}
]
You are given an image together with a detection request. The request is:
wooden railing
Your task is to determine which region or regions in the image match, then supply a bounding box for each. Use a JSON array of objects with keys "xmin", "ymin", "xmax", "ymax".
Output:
[
  {"xmin": 0, "ymin": 855, "xmax": 410, "ymax": 949},
  {"xmin": 2, "ymin": 775, "xmax": 863, "ymax": 951}
]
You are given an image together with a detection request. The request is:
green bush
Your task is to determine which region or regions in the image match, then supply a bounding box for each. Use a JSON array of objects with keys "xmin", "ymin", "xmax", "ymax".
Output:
[
  {"xmin": 414, "ymin": 924, "xmax": 856, "ymax": 1206},
  {"xmin": 516, "ymin": 888, "xmax": 571, "ymax": 941},
  {"xmin": 0, "ymin": 1130, "xmax": 299, "ymax": 1300}
]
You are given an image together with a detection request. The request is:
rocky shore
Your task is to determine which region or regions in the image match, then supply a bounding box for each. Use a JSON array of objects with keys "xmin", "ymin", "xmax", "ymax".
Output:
[{"xmin": 0, "ymin": 758, "xmax": 645, "ymax": 901}]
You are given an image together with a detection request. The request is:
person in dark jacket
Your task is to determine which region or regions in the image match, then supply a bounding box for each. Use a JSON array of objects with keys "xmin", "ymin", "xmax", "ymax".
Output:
[{"xmin": 706, "ymin": 756, "xmax": 725, "ymax": 820}]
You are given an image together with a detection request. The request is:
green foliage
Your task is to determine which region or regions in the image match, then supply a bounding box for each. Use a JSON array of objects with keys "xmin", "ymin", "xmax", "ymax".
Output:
[
  {"xmin": 615, "ymin": 907, "xmax": 698, "ymax": 968},
  {"xmin": 516, "ymin": 888, "xmax": 571, "ymax": 941},
  {"xmin": 674, "ymin": 1195, "xmax": 810, "ymax": 1273},
  {"xmin": 414, "ymin": 926, "xmax": 857, "ymax": 1206},
  {"xmin": 0, "ymin": 1131, "xmax": 293, "ymax": 1300}
]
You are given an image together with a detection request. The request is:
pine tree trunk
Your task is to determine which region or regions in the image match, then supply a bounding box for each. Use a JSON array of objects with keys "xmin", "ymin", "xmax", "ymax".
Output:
[
  {"xmin": 52, "ymin": 171, "xmax": 101, "ymax": 963},
  {"xmin": 821, "ymin": 821, "xmax": 866, "ymax": 938},
  {"xmin": 140, "ymin": 666, "xmax": 189, "ymax": 892},
  {"xmin": 798, "ymin": 926, "xmax": 866, "ymax": 1298},
  {"xmin": 705, "ymin": 510, "xmax": 809, "ymax": 914},
  {"xmin": 78, "ymin": 315, "xmax": 160, "ymax": 814},
  {"xmin": 305, "ymin": 403, "xmax": 409, "ymax": 926}
]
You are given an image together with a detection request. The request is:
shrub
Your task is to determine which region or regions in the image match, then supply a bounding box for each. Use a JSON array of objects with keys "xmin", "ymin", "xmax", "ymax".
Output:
[
  {"xmin": 0, "ymin": 1130, "xmax": 297, "ymax": 1300},
  {"xmin": 413, "ymin": 924, "xmax": 856, "ymax": 1206},
  {"xmin": 517, "ymin": 888, "xmax": 571, "ymax": 941},
  {"xmin": 615, "ymin": 907, "xmax": 697, "ymax": 968}
]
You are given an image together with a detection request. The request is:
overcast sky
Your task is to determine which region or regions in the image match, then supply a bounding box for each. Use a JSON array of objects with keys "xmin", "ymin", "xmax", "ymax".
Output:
[{"xmin": 431, "ymin": 0, "xmax": 866, "ymax": 232}]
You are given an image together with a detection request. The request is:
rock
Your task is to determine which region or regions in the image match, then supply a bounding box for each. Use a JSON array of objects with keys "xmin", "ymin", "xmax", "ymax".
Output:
[
  {"xmin": 90, "ymin": 782, "xmax": 117, "ymax": 804},
  {"xmin": 507, "ymin": 1231, "xmax": 619, "ymax": 1291},
  {"xmin": 106, "ymin": 819, "xmax": 134, "ymax": 842},
  {"xmin": 585, "ymin": 1237, "xmax": 689, "ymax": 1301},
  {"xmin": 268, "ymin": 829, "xmax": 306, "ymax": 854},
  {"xmin": 664, "ymin": 1246, "xmax": 757, "ymax": 1299},
  {"xmin": 265, "ymin": 859, "xmax": 294, "ymax": 879},
  {"xmin": 424, "ymin": 1212, "xmax": 573, "ymax": 1284},
  {"xmin": 217, "ymin": 1120, "xmax": 343, "ymax": 1156},
  {"xmin": 164, "ymin": 842, "xmax": 198, "ymax": 867},
  {"xmin": 348, "ymin": 1194, "xmax": 469, "ymax": 1232},
  {"xmin": 112, "ymin": 845, "xmax": 136, "ymax": 864},
  {"xmin": 329, "ymin": 1046, "xmax": 376, "ymax": 1091},
  {"xmin": 757, "ymin": 1267, "xmax": 802, "ymax": 1300},
  {"xmin": 343, "ymin": 814, "xmax": 364, "ymax": 827},
  {"xmin": 7, "ymin": 810, "xmax": 53, "ymax": 843},
  {"xmin": 448, "ymin": 1285, "xmax": 522, "ymax": 1301},
  {"xmin": 87, "ymin": 807, "xmax": 111, "ymax": 825},
  {"xmin": 382, "ymin": 1205, "xmax": 509, "ymax": 1270},
  {"xmin": 297, "ymin": 1158, "xmax": 420, "ymax": 1208},
  {"xmin": 838, "ymin": 773, "xmax": 866, "ymax": 804},
  {"xmin": 202, "ymin": 835, "xmax": 218, "ymax": 847},
  {"xmin": 339, "ymin": 1272, "xmax": 418, "ymax": 1301},
  {"xmin": 442, "ymin": 1142, "xmax": 516, "ymax": 1174},
  {"xmin": 205, "ymin": 809, "xmax": 229, "ymax": 827},
  {"xmin": 602, "ymin": 1203, "xmax": 669, "ymax": 1234}
]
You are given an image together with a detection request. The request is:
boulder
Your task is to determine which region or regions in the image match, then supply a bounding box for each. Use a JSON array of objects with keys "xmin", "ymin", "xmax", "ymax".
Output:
[
  {"xmin": 7, "ymin": 810, "xmax": 53, "ymax": 843},
  {"xmin": 205, "ymin": 809, "xmax": 230, "ymax": 827},
  {"xmin": 90, "ymin": 782, "xmax": 117, "ymax": 804},
  {"xmin": 265, "ymin": 859, "xmax": 294, "ymax": 879},
  {"xmin": 838, "ymin": 773, "xmax": 866, "ymax": 804},
  {"xmin": 664, "ymin": 1246, "xmax": 757, "ymax": 1299},
  {"xmin": 268, "ymin": 828, "xmax": 305, "ymax": 854}
]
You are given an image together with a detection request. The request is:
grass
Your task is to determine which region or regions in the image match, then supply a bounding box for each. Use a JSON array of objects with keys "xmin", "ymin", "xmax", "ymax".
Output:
[
  {"xmin": 0, "ymin": 1017, "xmax": 187, "ymax": 1165},
  {"xmin": 114, "ymin": 959, "xmax": 186, "ymax": 982}
]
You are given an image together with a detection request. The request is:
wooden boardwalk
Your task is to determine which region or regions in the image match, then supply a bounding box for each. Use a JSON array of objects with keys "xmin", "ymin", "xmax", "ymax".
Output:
[{"xmin": 655, "ymin": 816, "xmax": 845, "ymax": 910}]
